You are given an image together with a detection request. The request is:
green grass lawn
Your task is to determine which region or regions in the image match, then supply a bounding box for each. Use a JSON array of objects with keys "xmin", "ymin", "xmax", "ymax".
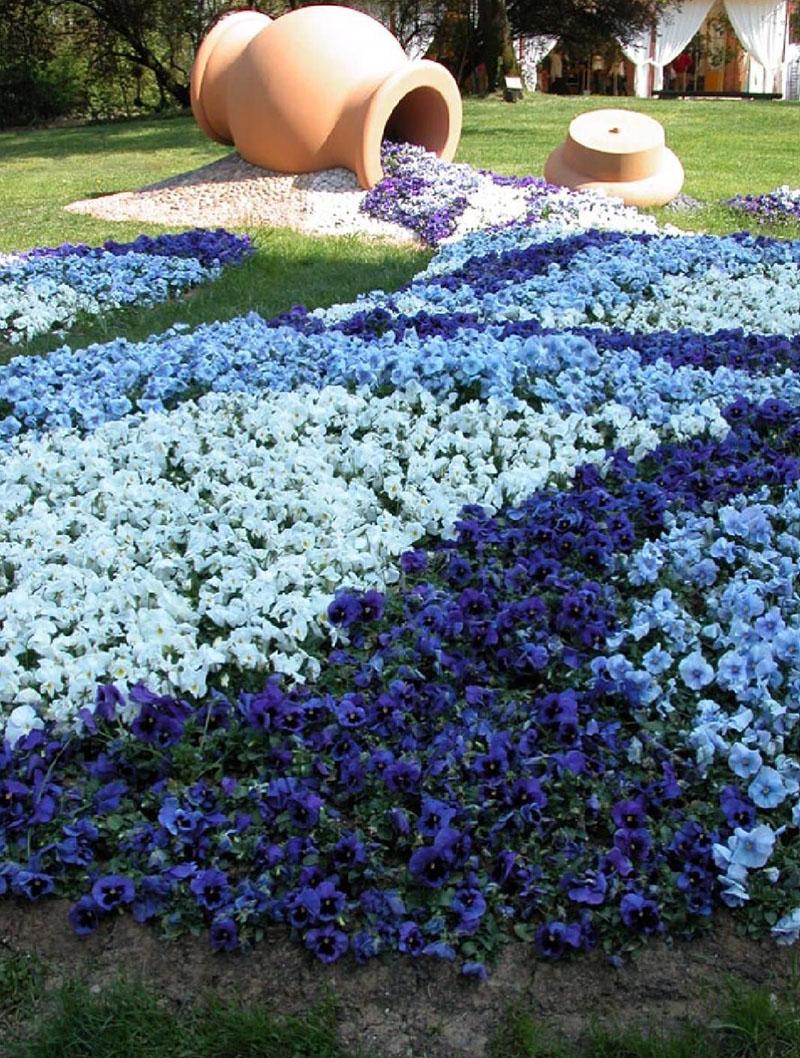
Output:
[
  {"xmin": 0, "ymin": 113, "xmax": 430, "ymax": 362},
  {"xmin": 3, "ymin": 97, "xmax": 799, "ymax": 251},
  {"xmin": 458, "ymin": 94, "xmax": 800, "ymax": 237},
  {"xmin": 3, "ymin": 948, "xmax": 800, "ymax": 1058},
  {"xmin": 1, "ymin": 96, "xmax": 799, "ymax": 360},
  {"xmin": 458, "ymin": 94, "xmax": 800, "ymax": 208}
]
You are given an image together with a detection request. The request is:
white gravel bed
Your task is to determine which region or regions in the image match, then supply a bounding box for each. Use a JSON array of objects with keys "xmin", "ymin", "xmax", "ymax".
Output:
[
  {"xmin": 64, "ymin": 152, "xmax": 543, "ymax": 244},
  {"xmin": 65, "ymin": 154, "xmax": 418, "ymax": 242}
]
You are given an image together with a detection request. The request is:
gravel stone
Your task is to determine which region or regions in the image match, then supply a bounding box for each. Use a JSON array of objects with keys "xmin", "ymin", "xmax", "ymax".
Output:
[
  {"xmin": 64, "ymin": 152, "xmax": 547, "ymax": 244},
  {"xmin": 64, "ymin": 153, "xmax": 419, "ymax": 243}
]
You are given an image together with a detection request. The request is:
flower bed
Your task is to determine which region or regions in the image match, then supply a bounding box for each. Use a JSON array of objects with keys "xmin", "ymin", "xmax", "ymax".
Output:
[
  {"xmin": 3, "ymin": 228, "xmax": 799, "ymax": 445},
  {"xmin": 725, "ymin": 186, "xmax": 800, "ymax": 227},
  {"xmin": 360, "ymin": 144, "xmax": 660, "ymax": 245},
  {"xmin": 2, "ymin": 188, "xmax": 800, "ymax": 980},
  {"xmin": 0, "ymin": 229, "xmax": 252, "ymax": 345},
  {"xmin": 0, "ymin": 386, "xmax": 690, "ymax": 717},
  {"xmin": 5, "ymin": 401, "xmax": 800, "ymax": 976}
]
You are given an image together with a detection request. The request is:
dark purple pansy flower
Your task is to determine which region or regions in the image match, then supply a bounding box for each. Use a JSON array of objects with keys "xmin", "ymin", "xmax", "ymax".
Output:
[
  {"xmin": 535, "ymin": 921, "xmax": 582, "ymax": 959},
  {"xmin": 452, "ymin": 886, "xmax": 487, "ymax": 922},
  {"xmin": 68, "ymin": 895, "xmax": 101, "ymax": 936},
  {"xmin": 418, "ymin": 798, "xmax": 457, "ymax": 837},
  {"xmin": 619, "ymin": 893, "xmax": 661, "ymax": 933},
  {"xmin": 611, "ymin": 798, "xmax": 648, "ymax": 830},
  {"xmin": 93, "ymin": 780, "xmax": 128, "ymax": 814},
  {"xmin": 359, "ymin": 590, "xmax": 385, "ymax": 621},
  {"xmin": 327, "ymin": 592, "xmax": 363, "ymax": 628},
  {"xmin": 190, "ymin": 868, "xmax": 230, "ymax": 911},
  {"xmin": 285, "ymin": 887, "xmax": 320, "ymax": 929},
  {"xmin": 613, "ymin": 827, "xmax": 652, "ymax": 859},
  {"xmin": 287, "ymin": 793, "xmax": 323, "ymax": 830},
  {"xmin": 305, "ymin": 926, "xmax": 348, "ymax": 963},
  {"xmin": 400, "ymin": 549, "xmax": 428, "ymax": 573},
  {"xmin": 91, "ymin": 874, "xmax": 135, "ymax": 910},
  {"xmin": 132, "ymin": 875, "xmax": 171, "ymax": 923},
  {"xmin": 210, "ymin": 916, "xmax": 239, "ymax": 952},
  {"xmin": 315, "ymin": 880, "xmax": 346, "ymax": 921},
  {"xmin": 409, "ymin": 844, "xmax": 453, "ymax": 889},
  {"xmin": 94, "ymin": 683, "xmax": 124, "ymax": 722},
  {"xmin": 398, "ymin": 921, "xmax": 426, "ymax": 955},
  {"xmin": 56, "ymin": 818, "xmax": 98, "ymax": 867},
  {"xmin": 331, "ymin": 833, "xmax": 366, "ymax": 871},
  {"xmin": 336, "ymin": 697, "xmax": 367, "ymax": 728},
  {"xmin": 158, "ymin": 797, "xmax": 203, "ymax": 838},
  {"xmin": 720, "ymin": 786, "xmax": 757, "ymax": 828},
  {"xmin": 14, "ymin": 870, "xmax": 55, "ymax": 901},
  {"xmin": 563, "ymin": 870, "xmax": 607, "ymax": 906}
]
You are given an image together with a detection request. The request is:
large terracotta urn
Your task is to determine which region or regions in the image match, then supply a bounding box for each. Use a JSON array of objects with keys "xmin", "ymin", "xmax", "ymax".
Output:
[
  {"xmin": 190, "ymin": 6, "xmax": 462, "ymax": 189},
  {"xmin": 544, "ymin": 109, "xmax": 684, "ymax": 207}
]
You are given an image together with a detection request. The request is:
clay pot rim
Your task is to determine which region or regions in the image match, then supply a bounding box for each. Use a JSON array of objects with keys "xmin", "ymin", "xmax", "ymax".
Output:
[
  {"xmin": 190, "ymin": 10, "xmax": 272, "ymax": 144},
  {"xmin": 545, "ymin": 142, "xmax": 685, "ymax": 207},
  {"xmin": 357, "ymin": 59, "xmax": 463, "ymax": 188}
]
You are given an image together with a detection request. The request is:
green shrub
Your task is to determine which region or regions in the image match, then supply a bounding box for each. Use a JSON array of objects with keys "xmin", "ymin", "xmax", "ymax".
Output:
[{"xmin": 0, "ymin": 53, "xmax": 85, "ymax": 128}]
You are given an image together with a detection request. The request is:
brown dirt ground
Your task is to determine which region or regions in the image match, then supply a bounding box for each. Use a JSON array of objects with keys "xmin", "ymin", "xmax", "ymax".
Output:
[{"xmin": 0, "ymin": 898, "xmax": 796, "ymax": 1058}]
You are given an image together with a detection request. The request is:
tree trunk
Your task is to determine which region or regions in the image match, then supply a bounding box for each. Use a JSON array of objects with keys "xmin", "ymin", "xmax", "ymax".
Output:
[
  {"xmin": 477, "ymin": 0, "xmax": 517, "ymax": 92},
  {"xmin": 67, "ymin": 0, "xmax": 192, "ymax": 108}
]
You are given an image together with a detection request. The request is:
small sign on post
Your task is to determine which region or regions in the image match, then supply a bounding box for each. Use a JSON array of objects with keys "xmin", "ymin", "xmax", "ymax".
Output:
[{"xmin": 503, "ymin": 75, "xmax": 523, "ymax": 102}]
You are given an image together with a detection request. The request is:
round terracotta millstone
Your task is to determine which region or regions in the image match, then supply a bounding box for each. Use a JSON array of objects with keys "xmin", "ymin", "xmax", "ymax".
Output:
[{"xmin": 544, "ymin": 108, "xmax": 684, "ymax": 207}]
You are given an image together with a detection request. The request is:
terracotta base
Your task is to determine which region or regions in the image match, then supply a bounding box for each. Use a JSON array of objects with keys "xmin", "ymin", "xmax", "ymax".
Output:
[
  {"xmin": 190, "ymin": 7, "xmax": 462, "ymax": 189},
  {"xmin": 544, "ymin": 108, "xmax": 684, "ymax": 207}
]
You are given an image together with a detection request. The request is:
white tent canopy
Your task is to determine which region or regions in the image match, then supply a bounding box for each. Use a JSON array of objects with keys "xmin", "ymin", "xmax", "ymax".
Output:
[
  {"xmin": 617, "ymin": 0, "xmax": 790, "ymax": 97},
  {"xmin": 516, "ymin": 35, "xmax": 559, "ymax": 90}
]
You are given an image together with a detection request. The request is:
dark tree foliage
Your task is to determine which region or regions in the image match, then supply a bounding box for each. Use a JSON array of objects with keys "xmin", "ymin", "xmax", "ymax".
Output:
[
  {"xmin": 0, "ymin": 0, "xmax": 83, "ymax": 126},
  {"xmin": 60, "ymin": 0, "xmax": 279, "ymax": 108},
  {"xmin": 0, "ymin": 0, "xmax": 674, "ymax": 127},
  {"xmin": 477, "ymin": 0, "xmax": 520, "ymax": 91},
  {"xmin": 506, "ymin": 0, "xmax": 663, "ymax": 49},
  {"xmin": 0, "ymin": 0, "xmax": 284, "ymax": 124}
]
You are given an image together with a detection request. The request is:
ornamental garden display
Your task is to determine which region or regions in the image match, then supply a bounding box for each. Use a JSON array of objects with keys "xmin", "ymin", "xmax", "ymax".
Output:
[
  {"xmin": 190, "ymin": 5, "xmax": 462, "ymax": 189},
  {"xmin": 544, "ymin": 109, "xmax": 685, "ymax": 207}
]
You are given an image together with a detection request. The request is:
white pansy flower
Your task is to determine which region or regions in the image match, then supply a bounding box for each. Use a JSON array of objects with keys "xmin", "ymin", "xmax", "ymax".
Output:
[
  {"xmin": 4, "ymin": 704, "xmax": 45, "ymax": 747},
  {"xmin": 0, "ymin": 382, "xmax": 725, "ymax": 729}
]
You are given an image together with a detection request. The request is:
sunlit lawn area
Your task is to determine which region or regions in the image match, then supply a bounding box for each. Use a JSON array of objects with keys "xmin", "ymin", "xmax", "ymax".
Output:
[{"xmin": 1, "ymin": 95, "xmax": 799, "ymax": 361}]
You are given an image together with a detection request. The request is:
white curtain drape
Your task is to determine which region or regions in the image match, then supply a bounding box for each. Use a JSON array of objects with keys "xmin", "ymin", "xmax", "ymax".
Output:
[
  {"xmin": 405, "ymin": 32, "xmax": 436, "ymax": 60},
  {"xmin": 355, "ymin": 3, "xmax": 437, "ymax": 61},
  {"xmin": 723, "ymin": 0, "xmax": 787, "ymax": 90},
  {"xmin": 516, "ymin": 35, "xmax": 558, "ymax": 89},
  {"xmin": 784, "ymin": 41, "xmax": 800, "ymax": 99},
  {"xmin": 652, "ymin": 0, "xmax": 716, "ymax": 90},
  {"xmin": 617, "ymin": 28, "xmax": 653, "ymax": 97}
]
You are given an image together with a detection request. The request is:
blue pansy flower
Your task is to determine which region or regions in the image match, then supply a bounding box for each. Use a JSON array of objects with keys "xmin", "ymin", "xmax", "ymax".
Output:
[
  {"xmin": 729, "ymin": 825, "xmax": 776, "ymax": 868},
  {"xmin": 678, "ymin": 651, "xmax": 715, "ymax": 690},
  {"xmin": 748, "ymin": 766, "xmax": 787, "ymax": 809},
  {"xmin": 728, "ymin": 742, "xmax": 763, "ymax": 779}
]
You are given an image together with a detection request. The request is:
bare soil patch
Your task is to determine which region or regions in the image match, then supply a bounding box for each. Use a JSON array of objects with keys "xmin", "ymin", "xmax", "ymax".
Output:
[{"xmin": 0, "ymin": 899, "xmax": 795, "ymax": 1057}]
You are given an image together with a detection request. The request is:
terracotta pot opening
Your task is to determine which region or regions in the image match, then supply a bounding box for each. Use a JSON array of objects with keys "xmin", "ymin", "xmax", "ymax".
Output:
[
  {"xmin": 358, "ymin": 62, "xmax": 461, "ymax": 187},
  {"xmin": 383, "ymin": 85, "xmax": 452, "ymax": 155}
]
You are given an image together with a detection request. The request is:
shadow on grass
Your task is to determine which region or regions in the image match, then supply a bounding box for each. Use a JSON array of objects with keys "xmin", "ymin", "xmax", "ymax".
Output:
[{"xmin": 0, "ymin": 114, "xmax": 209, "ymax": 163}]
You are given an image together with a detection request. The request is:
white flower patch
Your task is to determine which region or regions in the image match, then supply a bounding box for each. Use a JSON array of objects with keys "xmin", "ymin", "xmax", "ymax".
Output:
[
  {"xmin": 0, "ymin": 383, "xmax": 723, "ymax": 731},
  {"xmin": 0, "ymin": 280, "xmax": 96, "ymax": 345}
]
